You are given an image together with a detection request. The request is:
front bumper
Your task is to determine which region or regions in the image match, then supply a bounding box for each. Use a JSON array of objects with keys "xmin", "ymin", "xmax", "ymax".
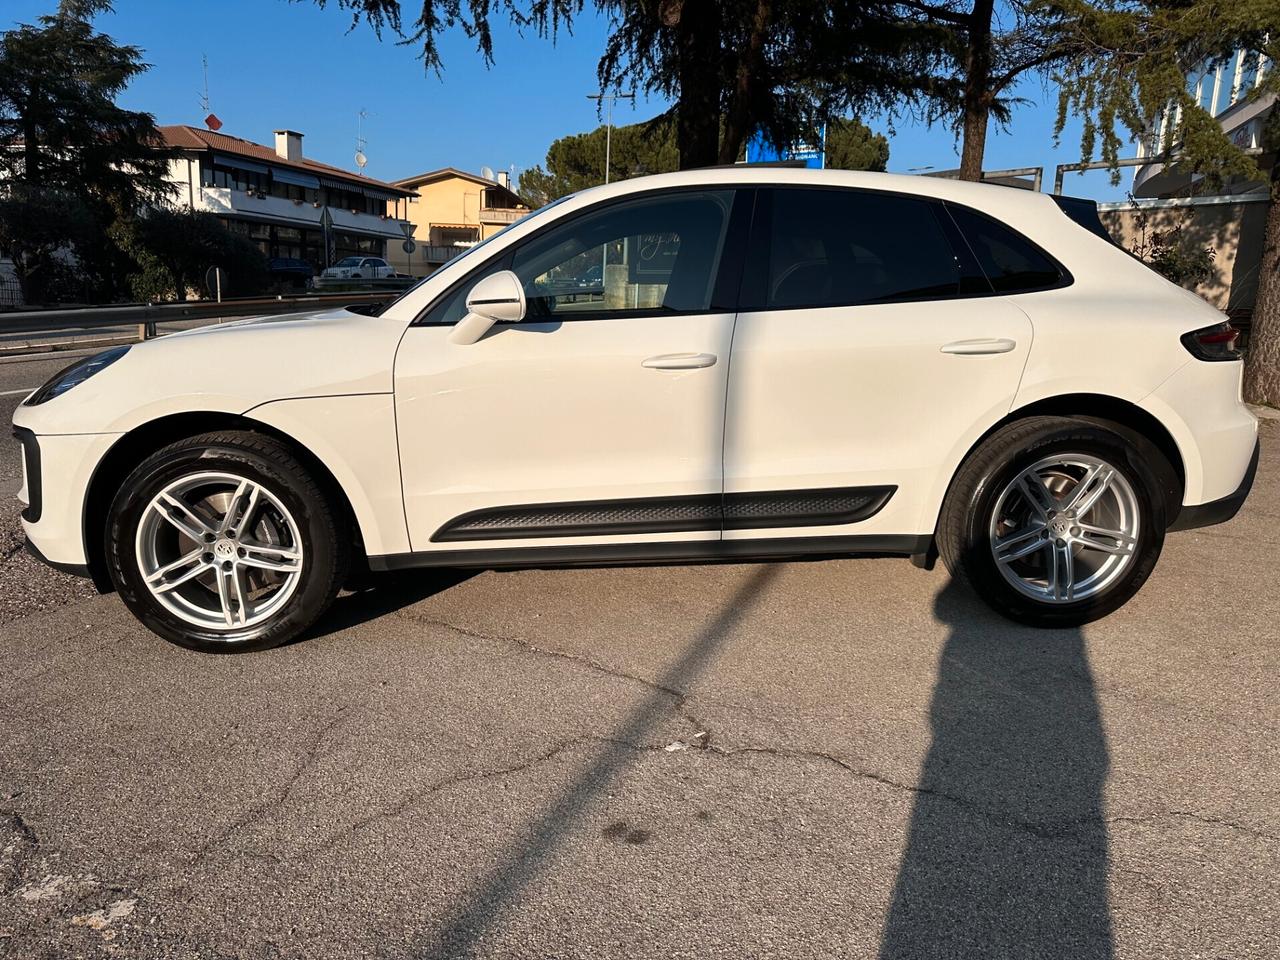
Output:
[
  {"xmin": 12, "ymin": 430, "xmax": 121, "ymax": 573},
  {"xmin": 1168, "ymin": 439, "xmax": 1260, "ymax": 531}
]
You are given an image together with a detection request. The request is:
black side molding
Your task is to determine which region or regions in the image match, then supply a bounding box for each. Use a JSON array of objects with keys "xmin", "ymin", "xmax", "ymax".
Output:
[
  {"xmin": 432, "ymin": 486, "xmax": 896, "ymax": 542},
  {"xmin": 370, "ymin": 534, "xmax": 932, "ymax": 572},
  {"xmin": 1167, "ymin": 439, "xmax": 1259, "ymax": 531}
]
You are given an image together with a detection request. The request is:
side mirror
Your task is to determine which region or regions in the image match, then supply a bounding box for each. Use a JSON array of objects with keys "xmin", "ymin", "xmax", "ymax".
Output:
[{"xmin": 449, "ymin": 270, "xmax": 526, "ymax": 345}]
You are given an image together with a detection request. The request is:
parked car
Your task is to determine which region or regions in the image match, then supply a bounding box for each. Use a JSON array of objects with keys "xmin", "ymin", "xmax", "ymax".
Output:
[
  {"xmin": 267, "ymin": 257, "xmax": 315, "ymax": 292},
  {"xmin": 319, "ymin": 256, "xmax": 395, "ymax": 280},
  {"xmin": 13, "ymin": 168, "xmax": 1259, "ymax": 652}
]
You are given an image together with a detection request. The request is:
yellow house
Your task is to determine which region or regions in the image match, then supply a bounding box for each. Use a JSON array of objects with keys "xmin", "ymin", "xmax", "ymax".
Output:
[{"xmin": 387, "ymin": 167, "xmax": 530, "ymax": 277}]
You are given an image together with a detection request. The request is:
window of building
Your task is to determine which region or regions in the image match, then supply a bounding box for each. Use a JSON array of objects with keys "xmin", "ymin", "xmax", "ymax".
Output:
[
  {"xmin": 745, "ymin": 188, "xmax": 964, "ymax": 310},
  {"xmin": 945, "ymin": 204, "xmax": 1064, "ymax": 293}
]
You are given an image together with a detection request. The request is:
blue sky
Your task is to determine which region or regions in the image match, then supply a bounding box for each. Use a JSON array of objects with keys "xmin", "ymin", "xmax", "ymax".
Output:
[{"xmin": 6, "ymin": 0, "xmax": 1130, "ymax": 199}]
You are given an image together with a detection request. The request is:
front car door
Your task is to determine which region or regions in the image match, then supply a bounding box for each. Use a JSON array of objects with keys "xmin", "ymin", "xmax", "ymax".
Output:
[
  {"xmin": 393, "ymin": 187, "xmax": 748, "ymax": 556},
  {"xmin": 723, "ymin": 186, "xmax": 1040, "ymax": 545}
]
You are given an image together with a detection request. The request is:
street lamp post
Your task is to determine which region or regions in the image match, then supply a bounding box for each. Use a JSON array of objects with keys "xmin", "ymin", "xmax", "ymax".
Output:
[{"xmin": 586, "ymin": 90, "xmax": 635, "ymax": 185}]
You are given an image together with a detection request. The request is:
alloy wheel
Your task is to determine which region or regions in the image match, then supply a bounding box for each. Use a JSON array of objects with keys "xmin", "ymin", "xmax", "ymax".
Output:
[
  {"xmin": 988, "ymin": 454, "xmax": 1140, "ymax": 604},
  {"xmin": 135, "ymin": 471, "xmax": 304, "ymax": 632}
]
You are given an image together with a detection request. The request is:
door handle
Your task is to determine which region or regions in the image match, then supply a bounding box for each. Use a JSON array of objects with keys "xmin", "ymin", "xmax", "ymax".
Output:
[
  {"xmin": 940, "ymin": 338, "xmax": 1018, "ymax": 356},
  {"xmin": 641, "ymin": 352, "xmax": 718, "ymax": 370}
]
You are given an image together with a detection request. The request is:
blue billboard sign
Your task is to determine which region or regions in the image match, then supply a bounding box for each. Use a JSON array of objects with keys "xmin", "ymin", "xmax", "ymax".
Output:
[{"xmin": 745, "ymin": 125, "xmax": 826, "ymax": 169}]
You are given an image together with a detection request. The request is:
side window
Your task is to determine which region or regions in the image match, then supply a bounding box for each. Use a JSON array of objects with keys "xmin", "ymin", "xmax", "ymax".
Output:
[
  {"xmin": 945, "ymin": 204, "xmax": 1064, "ymax": 292},
  {"xmin": 509, "ymin": 191, "xmax": 734, "ymax": 318},
  {"xmin": 751, "ymin": 188, "xmax": 964, "ymax": 310}
]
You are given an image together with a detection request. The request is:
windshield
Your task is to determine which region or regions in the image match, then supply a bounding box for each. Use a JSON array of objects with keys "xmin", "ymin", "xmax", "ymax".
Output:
[
  {"xmin": 378, "ymin": 194, "xmax": 576, "ymax": 314},
  {"xmin": 336, "ymin": 257, "xmax": 362, "ymax": 267}
]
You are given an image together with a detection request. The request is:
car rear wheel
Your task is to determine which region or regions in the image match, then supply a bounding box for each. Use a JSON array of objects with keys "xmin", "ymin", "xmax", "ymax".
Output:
[
  {"xmin": 106, "ymin": 431, "xmax": 349, "ymax": 652},
  {"xmin": 937, "ymin": 416, "xmax": 1166, "ymax": 626}
]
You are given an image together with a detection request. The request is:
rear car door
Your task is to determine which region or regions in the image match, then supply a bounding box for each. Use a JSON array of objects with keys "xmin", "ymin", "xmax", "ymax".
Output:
[
  {"xmin": 393, "ymin": 188, "xmax": 748, "ymax": 554},
  {"xmin": 723, "ymin": 186, "xmax": 1039, "ymax": 541}
]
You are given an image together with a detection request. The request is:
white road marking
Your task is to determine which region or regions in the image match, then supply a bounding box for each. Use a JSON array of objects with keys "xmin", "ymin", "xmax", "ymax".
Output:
[{"xmin": 0, "ymin": 387, "xmax": 35, "ymax": 397}]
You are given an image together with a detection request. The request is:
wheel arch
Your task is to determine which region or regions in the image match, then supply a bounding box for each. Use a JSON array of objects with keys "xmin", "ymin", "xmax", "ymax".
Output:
[
  {"xmin": 932, "ymin": 393, "xmax": 1187, "ymax": 538},
  {"xmin": 82, "ymin": 411, "xmax": 365, "ymax": 592}
]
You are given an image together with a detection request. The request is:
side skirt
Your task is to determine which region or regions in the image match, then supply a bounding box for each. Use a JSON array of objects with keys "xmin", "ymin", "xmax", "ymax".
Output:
[{"xmin": 368, "ymin": 534, "xmax": 933, "ymax": 573}]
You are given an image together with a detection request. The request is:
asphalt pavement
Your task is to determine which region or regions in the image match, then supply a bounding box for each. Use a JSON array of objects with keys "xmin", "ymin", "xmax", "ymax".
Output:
[{"xmin": 0, "ymin": 370, "xmax": 1276, "ymax": 959}]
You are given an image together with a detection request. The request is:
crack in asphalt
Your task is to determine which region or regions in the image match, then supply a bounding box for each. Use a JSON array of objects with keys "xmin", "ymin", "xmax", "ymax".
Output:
[
  {"xmin": 400, "ymin": 612, "xmax": 713, "ymax": 737},
  {"xmin": 174, "ymin": 707, "xmax": 353, "ymax": 886}
]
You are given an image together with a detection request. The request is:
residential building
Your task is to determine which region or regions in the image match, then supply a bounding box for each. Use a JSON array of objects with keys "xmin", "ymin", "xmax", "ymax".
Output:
[
  {"xmin": 387, "ymin": 168, "xmax": 531, "ymax": 276},
  {"xmin": 1134, "ymin": 51, "xmax": 1274, "ymax": 197},
  {"xmin": 158, "ymin": 126, "xmax": 415, "ymax": 274}
]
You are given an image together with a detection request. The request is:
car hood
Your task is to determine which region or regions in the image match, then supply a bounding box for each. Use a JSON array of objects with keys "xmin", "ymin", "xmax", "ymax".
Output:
[{"xmin": 14, "ymin": 308, "xmax": 407, "ymax": 436}]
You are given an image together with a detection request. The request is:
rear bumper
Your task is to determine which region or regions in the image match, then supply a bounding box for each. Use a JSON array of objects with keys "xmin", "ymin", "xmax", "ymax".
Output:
[{"xmin": 1169, "ymin": 439, "xmax": 1260, "ymax": 531}]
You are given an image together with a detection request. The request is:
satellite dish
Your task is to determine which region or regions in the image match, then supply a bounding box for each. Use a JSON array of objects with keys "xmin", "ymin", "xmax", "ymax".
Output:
[
  {"xmin": 354, "ymin": 150, "xmax": 368, "ymax": 171},
  {"xmin": 480, "ymin": 165, "xmax": 495, "ymax": 182}
]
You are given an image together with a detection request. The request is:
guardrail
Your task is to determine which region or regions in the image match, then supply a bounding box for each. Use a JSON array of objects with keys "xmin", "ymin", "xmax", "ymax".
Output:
[{"xmin": 0, "ymin": 290, "xmax": 402, "ymax": 338}]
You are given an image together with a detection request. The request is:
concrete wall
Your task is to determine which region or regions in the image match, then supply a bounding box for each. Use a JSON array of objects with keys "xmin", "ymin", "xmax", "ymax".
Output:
[{"xmin": 1099, "ymin": 197, "xmax": 1268, "ymax": 314}]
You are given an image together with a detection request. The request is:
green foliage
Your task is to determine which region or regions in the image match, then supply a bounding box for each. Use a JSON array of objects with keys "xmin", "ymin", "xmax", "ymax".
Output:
[
  {"xmin": 0, "ymin": 185, "xmax": 97, "ymax": 304},
  {"xmin": 1052, "ymin": 0, "xmax": 1280, "ymax": 184},
  {"xmin": 1123, "ymin": 199, "xmax": 1216, "ymax": 289},
  {"xmin": 113, "ymin": 209, "xmax": 268, "ymax": 302},
  {"xmin": 302, "ymin": 1, "xmax": 934, "ymax": 169},
  {"xmin": 824, "ymin": 119, "xmax": 891, "ymax": 173},
  {"xmin": 518, "ymin": 115, "xmax": 889, "ymax": 207},
  {"xmin": 0, "ymin": 1, "xmax": 176, "ymax": 303}
]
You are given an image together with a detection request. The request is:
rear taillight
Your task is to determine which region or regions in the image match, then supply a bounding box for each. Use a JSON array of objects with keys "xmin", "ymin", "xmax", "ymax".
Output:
[{"xmin": 1181, "ymin": 321, "xmax": 1241, "ymax": 362}]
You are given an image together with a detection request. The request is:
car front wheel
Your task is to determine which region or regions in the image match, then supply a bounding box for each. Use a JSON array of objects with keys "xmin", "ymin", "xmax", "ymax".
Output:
[
  {"xmin": 937, "ymin": 416, "xmax": 1167, "ymax": 626},
  {"xmin": 106, "ymin": 431, "xmax": 349, "ymax": 652}
]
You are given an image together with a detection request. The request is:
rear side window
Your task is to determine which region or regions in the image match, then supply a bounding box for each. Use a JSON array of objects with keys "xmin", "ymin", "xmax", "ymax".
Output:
[
  {"xmin": 945, "ymin": 204, "xmax": 1064, "ymax": 293},
  {"xmin": 747, "ymin": 188, "xmax": 966, "ymax": 309}
]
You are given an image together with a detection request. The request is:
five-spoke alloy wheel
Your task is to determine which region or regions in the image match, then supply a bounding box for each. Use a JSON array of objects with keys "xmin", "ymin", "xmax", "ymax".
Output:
[
  {"xmin": 938, "ymin": 416, "xmax": 1166, "ymax": 626},
  {"xmin": 107, "ymin": 431, "xmax": 348, "ymax": 652}
]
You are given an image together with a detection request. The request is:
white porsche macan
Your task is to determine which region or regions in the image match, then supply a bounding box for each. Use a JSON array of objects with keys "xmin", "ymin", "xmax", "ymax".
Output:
[{"xmin": 12, "ymin": 168, "xmax": 1260, "ymax": 652}]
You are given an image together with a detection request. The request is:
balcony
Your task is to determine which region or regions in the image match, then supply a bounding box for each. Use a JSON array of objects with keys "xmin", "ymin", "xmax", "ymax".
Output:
[
  {"xmin": 478, "ymin": 206, "xmax": 526, "ymax": 226},
  {"xmin": 192, "ymin": 187, "xmax": 413, "ymax": 239}
]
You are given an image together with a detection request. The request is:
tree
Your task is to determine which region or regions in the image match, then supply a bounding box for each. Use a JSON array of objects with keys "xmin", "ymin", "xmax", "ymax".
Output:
[
  {"xmin": 1052, "ymin": 0, "xmax": 1280, "ymax": 404},
  {"xmin": 517, "ymin": 115, "xmax": 890, "ymax": 207},
  {"xmin": 900, "ymin": 0, "xmax": 1082, "ymax": 181},
  {"xmin": 113, "ymin": 208, "xmax": 268, "ymax": 302},
  {"xmin": 0, "ymin": 0, "xmax": 176, "ymax": 301},
  {"xmin": 303, "ymin": 1, "xmax": 935, "ymax": 170},
  {"xmin": 0, "ymin": 185, "xmax": 96, "ymax": 305}
]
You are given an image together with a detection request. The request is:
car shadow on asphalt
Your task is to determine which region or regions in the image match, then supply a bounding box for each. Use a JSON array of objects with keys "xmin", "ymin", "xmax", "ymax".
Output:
[
  {"xmin": 295, "ymin": 570, "xmax": 477, "ymax": 645},
  {"xmin": 879, "ymin": 578, "xmax": 1113, "ymax": 958},
  {"xmin": 411, "ymin": 563, "xmax": 781, "ymax": 959}
]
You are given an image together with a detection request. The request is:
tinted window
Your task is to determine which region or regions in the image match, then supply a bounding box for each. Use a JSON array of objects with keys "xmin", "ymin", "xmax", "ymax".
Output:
[
  {"xmin": 750, "ymin": 188, "xmax": 963, "ymax": 310},
  {"xmin": 946, "ymin": 204, "xmax": 1063, "ymax": 292},
  {"xmin": 510, "ymin": 190, "xmax": 734, "ymax": 318}
]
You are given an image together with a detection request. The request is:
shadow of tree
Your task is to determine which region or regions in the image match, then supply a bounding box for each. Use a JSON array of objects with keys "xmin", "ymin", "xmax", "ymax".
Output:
[
  {"xmin": 880, "ymin": 579, "xmax": 1113, "ymax": 958},
  {"xmin": 414, "ymin": 564, "xmax": 780, "ymax": 959}
]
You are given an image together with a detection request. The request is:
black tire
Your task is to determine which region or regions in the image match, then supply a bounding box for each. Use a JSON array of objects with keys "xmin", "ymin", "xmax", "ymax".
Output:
[
  {"xmin": 937, "ymin": 416, "xmax": 1167, "ymax": 627},
  {"xmin": 106, "ymin": 431, "xmax": 349, "ymax": 653}
]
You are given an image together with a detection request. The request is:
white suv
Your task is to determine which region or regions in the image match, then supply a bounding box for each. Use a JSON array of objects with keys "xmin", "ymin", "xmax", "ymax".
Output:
[{"xmin": 12, "ymin": 169, "xmax": 1259, "ymax": 652}]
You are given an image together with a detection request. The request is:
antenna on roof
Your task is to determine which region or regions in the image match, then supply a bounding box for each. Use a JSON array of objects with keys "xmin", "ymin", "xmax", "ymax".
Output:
[
  {"xmin": 199, "ymin": 54, "xmax": 222, "ymax": 131},
  {"xmin": 355, "ymin": 108, "xmax": 369, "ymax": 175}
]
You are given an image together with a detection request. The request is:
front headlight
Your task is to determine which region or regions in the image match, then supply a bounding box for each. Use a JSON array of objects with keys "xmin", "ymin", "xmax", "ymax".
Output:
[{"xmin": 23, "ymin": 346, "xmax": 129, "ymax": 406}]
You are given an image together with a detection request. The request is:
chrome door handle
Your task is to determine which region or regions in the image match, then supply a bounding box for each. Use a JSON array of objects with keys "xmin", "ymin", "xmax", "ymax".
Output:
[
  {"xmin": 940, "ymin": 338, "xmax": 1018, "ymax": 356},
  {"xmin": 641, "ymin": 352, "xmax": 718, "ymax": 370}
]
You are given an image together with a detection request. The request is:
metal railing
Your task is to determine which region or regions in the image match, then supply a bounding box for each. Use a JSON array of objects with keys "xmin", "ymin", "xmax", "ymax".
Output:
[{"xmin": 0, "ymin": 290, "xmax": 402, "ymax": 338}]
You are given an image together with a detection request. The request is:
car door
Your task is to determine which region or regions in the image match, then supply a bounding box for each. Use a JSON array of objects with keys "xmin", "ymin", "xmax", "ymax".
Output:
[
  {"xmin": 723, "ymin": 186, "xmax": 1036, "ymax": 542},
  {"xmin": 394, "ymin": 188, "xmax": 748, "ymax": 554}
]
